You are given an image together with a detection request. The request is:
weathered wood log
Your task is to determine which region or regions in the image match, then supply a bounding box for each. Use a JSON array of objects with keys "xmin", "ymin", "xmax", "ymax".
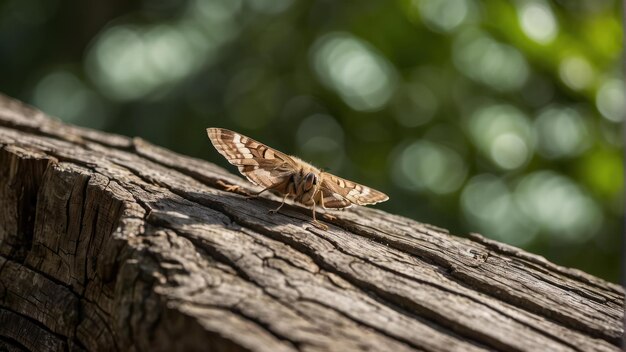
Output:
[{"xmin": 0, "ymin": 93, "xmax": 622, "ymax": 352}]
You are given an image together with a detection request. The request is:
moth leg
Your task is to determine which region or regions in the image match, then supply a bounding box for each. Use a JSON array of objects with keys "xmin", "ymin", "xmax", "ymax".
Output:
[
  {"xmin": 310, "ymin": 200, "xmax": 328, "ymax": 230},
  {"xmin": 323, "ymin": 213, "xmax": 336, "ymax": 221},
  {"xmin": 269, "ymin": 193, "xmax": 289, "ymax": 214},
  {"xmin": 318, "ymin": 191, "xmax": 337, "ymax": 221},
  {"xmin": 216, "ymin": 180, "xmax": 242, "ymax": 193},
  {"xmin": 245, "ymin": 186, "xmax": 271, "ymax": 200}
]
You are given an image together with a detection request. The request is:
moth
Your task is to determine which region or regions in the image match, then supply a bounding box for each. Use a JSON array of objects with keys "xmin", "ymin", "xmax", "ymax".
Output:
[{"xmin": 207, "ymin": 128, "xmax": 388, "ymax": 229}]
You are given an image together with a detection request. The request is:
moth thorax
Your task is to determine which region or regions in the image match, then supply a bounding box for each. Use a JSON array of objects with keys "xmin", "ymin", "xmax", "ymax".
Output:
[{"xmin": 302, "ymin": 172, "xmax": 318, "ymax": 192}]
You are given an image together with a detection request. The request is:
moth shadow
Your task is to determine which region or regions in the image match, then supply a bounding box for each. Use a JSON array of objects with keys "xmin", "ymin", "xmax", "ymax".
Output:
[
  {"xmin": 137, "ymin": 190, "xmax": 314, "ymax": 263},
  {"xmin": 175, "ymin": 189, "xmax": 340, "ymax": 230}
]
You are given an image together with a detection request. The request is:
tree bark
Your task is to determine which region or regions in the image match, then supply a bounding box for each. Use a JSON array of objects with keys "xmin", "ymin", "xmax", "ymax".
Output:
[{"xmin": 0, "ymin": 93, "xmax": 622, "ymax": 352}]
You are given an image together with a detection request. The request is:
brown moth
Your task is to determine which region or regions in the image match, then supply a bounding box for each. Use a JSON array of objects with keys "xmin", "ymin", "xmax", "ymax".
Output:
[{"xmin": 207, "ymin": 128, "xmax": 388, "ymax": 229}]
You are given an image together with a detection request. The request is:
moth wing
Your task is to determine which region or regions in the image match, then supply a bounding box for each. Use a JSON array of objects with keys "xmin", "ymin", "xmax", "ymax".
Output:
[
  {"xmin": 207, "ymin": 128, "xmax": 297, "ymax": 188},
  {"xmin": 320, "ymin": 173, "xmax": 388, "ymax": 208},
  {"xmin": 319, "ymin": 188, "xmax": 353, "ymax": 209}
]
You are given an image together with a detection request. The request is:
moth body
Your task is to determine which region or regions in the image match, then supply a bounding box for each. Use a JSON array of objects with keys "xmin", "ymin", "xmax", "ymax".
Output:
[{"xmin": 286, "ymin": 158, "xmax": 321, "ymax": 207}]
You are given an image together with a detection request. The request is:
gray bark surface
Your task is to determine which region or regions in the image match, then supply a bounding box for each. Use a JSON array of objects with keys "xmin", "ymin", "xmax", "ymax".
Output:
[{"xmin": 0, "ymin": 93, "xmax": 622, "ymax": 351}]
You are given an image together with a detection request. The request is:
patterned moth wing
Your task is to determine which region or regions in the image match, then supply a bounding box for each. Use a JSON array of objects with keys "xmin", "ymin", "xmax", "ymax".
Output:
[
  {"xmin": 319, "ymin": 173, "xmax": 389, "ymax": 208},
  {"xmin": 207, "ymin": 128, "xmax": 297, "ymax": 189}
]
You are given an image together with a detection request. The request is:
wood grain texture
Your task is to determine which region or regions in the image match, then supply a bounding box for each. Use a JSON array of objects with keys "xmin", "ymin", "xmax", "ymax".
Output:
[{"xmin": 0, "ymin": 93, "xmax": 622, "ymax": 352}]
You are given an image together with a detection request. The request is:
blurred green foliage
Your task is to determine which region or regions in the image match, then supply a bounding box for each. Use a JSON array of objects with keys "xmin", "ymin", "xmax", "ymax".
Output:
[{"xmin": 0, "ymin": 0, "xmax": 622, "ymax": 281}]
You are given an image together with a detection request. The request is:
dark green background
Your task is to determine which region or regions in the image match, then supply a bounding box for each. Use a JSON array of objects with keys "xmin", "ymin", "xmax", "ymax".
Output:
[{"xmin": 0, "ymin": 0, "xmax": 622, "ymax": 281}]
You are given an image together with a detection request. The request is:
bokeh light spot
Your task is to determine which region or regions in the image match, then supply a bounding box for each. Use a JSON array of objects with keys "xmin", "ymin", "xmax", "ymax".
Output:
[
  {"xmin": 413, "ymin": 0, "xmax": 472, "ymax": 33},
  {"xmin": 596, "ymin": 78, "xmax": 625, "ymax": 122},
  {"xmin": 86, "ymin": 0, "xmax": 241, "ymax": 101},
  {"xmin": 515, "ymin": 171, "xmax": 602, "ymax": 242},
  {"xmin": 311, "ymin": 32, "xmax": 398, "ymax": 112},
  {"xmin": 490, "ymin": 133, "xmax": 528, "ymax": 169},
  {"xmin": 33, "ymin": 70, "xmax": 106, "ymax": 128},
  {"xmin": 86, "ymin": 25, "xmax": 199, "ymax": 100},
  {"xmin": 461, "ymin": 174, "xmax": 537, "ymax": 246},
  {"xmin": 296, "ymin": 113, "xmax": 344, "ymax": 146},
  {"xmin": 393, "ymin": 140, "xmax": 467, "ymax": 194},
  {"xmin": 559, "ymin": 56, "xmax": 594, "ymax": 90},
  {"xmin": 453, "ymin": 31, "xmax": 529, "ymax": 91},
  {"xmin": 468, "ymin": 104, "xmax": 534, "ymax": 170},
  {"xmin": 534, "ymin": 106, "xmax": 590, "ymax": 158},
  {"xmin": 519, "ymin": 0, "xmax": 558, "ymax": 44},
  {"xmin": 296, "ymin": 114, "xmax": 346, "ymax": 171}
]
